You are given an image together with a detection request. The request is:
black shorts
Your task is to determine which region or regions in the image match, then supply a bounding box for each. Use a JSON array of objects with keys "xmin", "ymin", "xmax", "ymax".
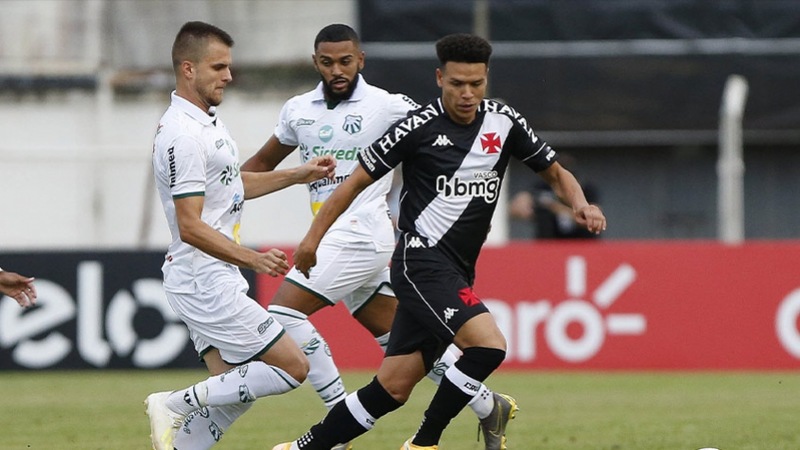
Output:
[{"xmin": 386, "ymin": 238, "xmax": 489, "ymax": 362}]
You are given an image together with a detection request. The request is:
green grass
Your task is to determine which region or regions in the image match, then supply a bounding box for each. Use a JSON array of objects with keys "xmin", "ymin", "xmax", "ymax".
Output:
[{"xmin": 1, "ymin": 370, "xmax": 798, "ymax": 449}]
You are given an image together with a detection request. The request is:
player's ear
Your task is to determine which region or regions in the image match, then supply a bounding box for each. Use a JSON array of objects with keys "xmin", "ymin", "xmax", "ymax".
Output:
[
  {"xmin": 181, "ymin": 60, "xmax": 194, "ymax": 79},
  {"xmin": 312, "ymin": 54, "xmax": 320, "ymax": 73},
  {"xmin": 436, "ymin": 68, "xmax": 443, "ymax": 88}
]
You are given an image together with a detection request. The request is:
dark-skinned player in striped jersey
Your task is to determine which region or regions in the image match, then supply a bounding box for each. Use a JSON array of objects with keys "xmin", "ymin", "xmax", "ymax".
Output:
[{"xmin": 274, "ymin": 33, "xmax": 606, "ymax": 450}]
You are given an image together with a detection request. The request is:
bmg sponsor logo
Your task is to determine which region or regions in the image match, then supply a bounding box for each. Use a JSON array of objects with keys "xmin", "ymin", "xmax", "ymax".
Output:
[{"xmin": 435, "ymin": 174, "xmax": 500, "ymax": 204}]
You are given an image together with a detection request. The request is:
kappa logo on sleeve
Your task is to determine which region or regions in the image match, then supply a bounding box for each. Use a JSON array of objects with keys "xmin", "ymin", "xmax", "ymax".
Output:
[{"xmin": 443, "ymin": 307, "xmax": 459, "ymax": 322}]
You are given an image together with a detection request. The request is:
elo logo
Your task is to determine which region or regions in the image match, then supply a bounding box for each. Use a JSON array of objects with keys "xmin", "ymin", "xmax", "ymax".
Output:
[{"xmin": 486, "ymin": 256, "xmax": 646, "ymax": 363}]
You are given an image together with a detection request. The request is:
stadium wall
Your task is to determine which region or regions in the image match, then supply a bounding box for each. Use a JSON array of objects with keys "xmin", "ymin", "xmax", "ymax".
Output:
[{"xmin": 3, "ymin": 243, "xmax": 800, "ymax": 371}]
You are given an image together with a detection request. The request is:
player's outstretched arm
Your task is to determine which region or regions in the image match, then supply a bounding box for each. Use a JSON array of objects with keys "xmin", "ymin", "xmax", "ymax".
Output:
[
  {"xmin": 0, "ymin": 270, "xmax": 37, "ymax": 308},
  {"xmin": 295, "ymin": 165, "xmax": 375, "ymax": 277},
  {"xmin": 538, "ymin": 162, "xmax": 607, "ymax": 235},
  {"xmin": 174, "ymin": 195, "xmax": 290, "ymax": 276},
  {"xmin": 242, "ymin": 155, "xmax": 336, "ymax": 200}
]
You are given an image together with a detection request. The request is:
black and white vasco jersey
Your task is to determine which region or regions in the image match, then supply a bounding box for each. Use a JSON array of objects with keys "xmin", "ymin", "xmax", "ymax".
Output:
[{"xmin": 359, "ymin": 97, "xmax": 558, "ymax": 278}]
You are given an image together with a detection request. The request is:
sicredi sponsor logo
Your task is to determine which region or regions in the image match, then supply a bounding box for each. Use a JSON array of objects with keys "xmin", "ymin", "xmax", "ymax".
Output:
[{"xmin": 312, "ymin": 145, "xmax": 361, "ymax": 160}]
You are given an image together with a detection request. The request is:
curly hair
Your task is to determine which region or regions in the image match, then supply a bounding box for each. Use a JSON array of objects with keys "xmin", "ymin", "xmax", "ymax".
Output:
[
  {"xmin": 314, "ymin": 24, "xmax": 360, "ymax": 51},
  {"xmin": 435, "ymin": 33, "xmax": 492, "ymax": 66}
]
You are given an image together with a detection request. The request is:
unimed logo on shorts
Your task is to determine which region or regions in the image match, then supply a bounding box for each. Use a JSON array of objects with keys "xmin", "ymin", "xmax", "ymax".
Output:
[{"xmin": 486, "ymin": 256, "xmax": 646, "ymax": 363}]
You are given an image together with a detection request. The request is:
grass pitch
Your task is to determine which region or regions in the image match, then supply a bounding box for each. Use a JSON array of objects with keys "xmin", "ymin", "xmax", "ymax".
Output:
[{"xmin": 1, "ymin": 369, "xmax": 798, "ymax": 449}]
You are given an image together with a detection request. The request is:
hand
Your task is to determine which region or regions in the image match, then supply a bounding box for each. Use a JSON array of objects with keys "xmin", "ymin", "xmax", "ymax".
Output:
[
  {"xmin": 296, "ymin": 155, "xmax": 336, "ymax": 183},
  {"xmin": 575, "ymin": 204, "xmax": 607, "ymax": 235},
  {"xmin": 0, "ymin": 271, "xmax": 37, "ymax": 308},
  {"xmin": 293, "ymin": 238, "xmax": 319, "ymax": 279},
  {"xmin": 251, "ymin": 248, "xmax": 290, "ymax": 277}
]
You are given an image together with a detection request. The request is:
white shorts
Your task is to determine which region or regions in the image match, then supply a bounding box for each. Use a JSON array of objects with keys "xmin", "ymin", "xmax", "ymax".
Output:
[
  {"xmin": 286, "ymin": 236, "xmax": 394, "ymax": 315},
  {"xmin": 165, "ymin": 281, "xmax": 284, "ymax": 365}
]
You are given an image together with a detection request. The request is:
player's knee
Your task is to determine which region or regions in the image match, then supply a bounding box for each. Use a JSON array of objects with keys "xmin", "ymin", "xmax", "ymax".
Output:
[
  {"xmin": 457, "ymin": 346, "xmax": 506, "ymax": 380},
  {"xmin": 361, "ymin": 377, "xmax": 408, "ymax": 411},
  {"xmin": 284, "ymin": 352, "xmax": 310, "ymax": 384},
  {"xmin": 376, "ymin": 372, "xmax": 416, "ymax": 403}
]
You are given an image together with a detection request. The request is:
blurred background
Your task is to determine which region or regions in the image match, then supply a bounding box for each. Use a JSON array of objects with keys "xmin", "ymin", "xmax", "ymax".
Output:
[
  {"xmin": 2, "ymin": 0, "xmax": 799, "ymax": 251},
  {"xmin": 2, "ymin": 1, "xmax": 800, "ymax": 373}
]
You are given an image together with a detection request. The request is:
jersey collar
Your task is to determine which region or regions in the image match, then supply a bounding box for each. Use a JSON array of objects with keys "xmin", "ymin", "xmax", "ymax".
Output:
[
  {"xmin": 170, "ymin": 91, "xmax": 217, "ymax": 126},
  {"xmin": 311, "ymin": 74, "xmax": 368, "ymax": 104}
]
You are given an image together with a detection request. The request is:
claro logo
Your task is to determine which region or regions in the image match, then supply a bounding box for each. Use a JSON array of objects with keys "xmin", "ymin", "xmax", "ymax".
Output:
[
  {"xmin": 775, "ymin": 288, "xmax": 800, "ymax": 358},
  {"xmin": 0, "ymin": 261, "xmax": 187, "ymax": 368},
  {"xmin": 485, "ymin": 256, "xmax": 645, "ymax": 363}
]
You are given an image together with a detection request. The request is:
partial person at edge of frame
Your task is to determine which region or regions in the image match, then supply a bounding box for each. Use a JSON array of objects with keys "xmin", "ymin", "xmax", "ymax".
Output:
[{"xmin": 0, "ymin": 267, "xmax": 37, "ymax": 308}]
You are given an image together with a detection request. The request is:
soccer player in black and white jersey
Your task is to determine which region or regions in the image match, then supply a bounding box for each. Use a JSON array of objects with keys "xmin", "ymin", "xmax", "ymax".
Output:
[
  {"xmin": 241, "ymin": 25, "xmax": 515, "ymax": 450},
  {"xmin": 273, "ymin": 34, "xmax": 606, "ymax": 450}
]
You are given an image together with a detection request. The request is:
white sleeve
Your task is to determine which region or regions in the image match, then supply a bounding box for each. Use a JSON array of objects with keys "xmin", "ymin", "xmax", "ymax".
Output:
[
  {"xmin": 169, "ymin": 135, "xmax": 207, "ymax": 198},
  {"xmin": 386, "ymin": 93, "xmax": 418, "ymax": 126},
  {"xmin": 273, "ymin": 100, "xmax": 298, "ymax": 147}
]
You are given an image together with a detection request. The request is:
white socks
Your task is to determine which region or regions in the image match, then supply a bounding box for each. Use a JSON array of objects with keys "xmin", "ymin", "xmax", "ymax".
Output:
[
  {"xmin": 173, "ymin": 403, "xmax": 253, "ymax": 449},
  {"xmin": 427, "ymin": 344, "xmax": 495, "ymax": 419},
  {"xmin": 165, "ymin": 361, "xmax": 302, "ymax": 449},
  {"xmin": 269, "ymin": 305, "xmax": 346, "ymax": 409},
  {"xmin": 202, "ymin": 362, "xmax": 300, "ymax": 406},
  {"xmin": 168, "ymin": 362, "xmax": 301, "ymax": 414}
]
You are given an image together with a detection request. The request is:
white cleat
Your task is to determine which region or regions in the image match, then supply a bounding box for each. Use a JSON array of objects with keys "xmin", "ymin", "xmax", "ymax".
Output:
[
  {"xmin": 331, "ymin": 443, "xmax": 353, "ymax": 450},
  {"xmin": 145, "ymin": 391, "xmax": 185, "ymax": 450}
]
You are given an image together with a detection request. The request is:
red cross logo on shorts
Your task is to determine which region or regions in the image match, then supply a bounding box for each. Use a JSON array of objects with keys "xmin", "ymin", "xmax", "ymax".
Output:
[
  {"xmin": 458, "ymin": 287, "xmax": 481, "ymax": 307},
  {"xmin": 480, "ymin": 132, "xmax": 501, "ymax": 154}
]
